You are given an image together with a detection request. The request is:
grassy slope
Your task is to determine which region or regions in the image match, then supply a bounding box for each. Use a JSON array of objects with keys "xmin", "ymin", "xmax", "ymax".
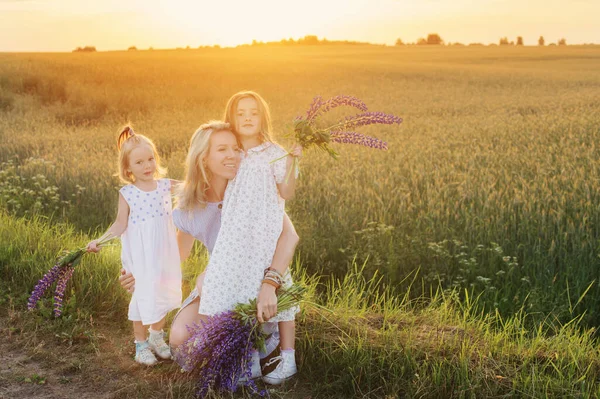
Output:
[{"xmin": 2, "ymin": 212, "xmax": 600, "ymax": 398}]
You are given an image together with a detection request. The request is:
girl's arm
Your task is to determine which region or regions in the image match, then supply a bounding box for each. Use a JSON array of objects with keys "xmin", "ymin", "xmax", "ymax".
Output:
[
  {"xmin": 87, "ymin": 193, "xmax": 129, "ymax": 252},
  {"xmin": 170, "ymin": 179, "xmax": 182, "ymax": 194},
  {"xmin": 177, "ymin": 230, "xmax": 195, "ymax": 263},
  {"xmin": 256, "ymin": 212, "xmax": 300, "ymax": 322},
  {"xmin": 276, "ymin": 144, "xmax": 302, "ymax": 200}
]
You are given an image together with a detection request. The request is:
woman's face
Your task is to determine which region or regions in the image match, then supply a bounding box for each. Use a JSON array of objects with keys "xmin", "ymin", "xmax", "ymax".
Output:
[{"xmin": 204, "ymin": 130, "xmax": 241, "ymax": 180}]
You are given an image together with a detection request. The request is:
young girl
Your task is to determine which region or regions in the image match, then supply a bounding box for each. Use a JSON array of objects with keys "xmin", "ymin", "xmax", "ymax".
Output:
[
  {"xmin": 87, "ymin": 126, "xmax": 182, "ymax": 366},
  {"xmin": 199, "ymin": 91, "xmax": 301, "ymax": 384}
]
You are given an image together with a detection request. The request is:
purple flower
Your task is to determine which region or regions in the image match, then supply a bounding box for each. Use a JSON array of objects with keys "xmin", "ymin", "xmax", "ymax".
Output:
[
  {"xmin": 341, "ymin": 112, "xmax": 403, "ymax": 129},
  {"xmin": 173, "ymin": 311, "xmax": 265, "ymax": 398},
  {"xmin": 27, "ymin": 263, "xmax": 63, "ymax": 311},
  {"xmin": 306, "ymin": 95, "xmax": 368, "ymax": 122},
  {"xmin": 330, "ymin": 131, "xmax": 388, "ymax": 150},
  {"xmin": 53, "ymin": 266, "xmax": 75, "ymax": 317}
]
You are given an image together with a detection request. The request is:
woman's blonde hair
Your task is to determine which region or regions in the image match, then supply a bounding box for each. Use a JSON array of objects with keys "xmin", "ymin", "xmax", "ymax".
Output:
[
  {"xmin": 224, "ymin": 91, "xmax": 274, "ymax": 143},
  {"xmin": 116, "ymin": 125, "xmax": 166, "ymax": 184},
  {"xmin": 175, "ymin": 120, "xmax": 234, "ymax": 211}
]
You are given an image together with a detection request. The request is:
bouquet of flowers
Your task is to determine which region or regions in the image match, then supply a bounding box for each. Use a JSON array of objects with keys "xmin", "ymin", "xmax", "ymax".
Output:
[
  {"xmin": 274, "ymin": 95, "xmax": 403, "ymax": 181},
  {"xmin": 173, "ymin": 283, "xmax": 306, "ymax": 398},
  {"xmin": 27, "ymin": 232, "xmax": 117, "ymax": 317}
]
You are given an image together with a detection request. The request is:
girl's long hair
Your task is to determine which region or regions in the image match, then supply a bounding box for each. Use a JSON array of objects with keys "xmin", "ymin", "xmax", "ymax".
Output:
[{"xmin": 175, "ymin": 121, "xmax": 232, "ymax": 210}]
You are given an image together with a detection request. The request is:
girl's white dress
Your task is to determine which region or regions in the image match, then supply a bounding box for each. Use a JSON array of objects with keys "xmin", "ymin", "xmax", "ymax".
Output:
[
  {"xmin": 199, "ymin": 142, "xmax": 298, "ymax": 322},
  {"xmin": 119, "ymin": 178, "xmax": 182, "ymax": 325}
]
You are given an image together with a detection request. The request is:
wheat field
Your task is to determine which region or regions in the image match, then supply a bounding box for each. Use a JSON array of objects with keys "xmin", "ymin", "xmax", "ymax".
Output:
[{"xmin": 1, "ymin": 44, "xmax": 600, "ymax": 328}]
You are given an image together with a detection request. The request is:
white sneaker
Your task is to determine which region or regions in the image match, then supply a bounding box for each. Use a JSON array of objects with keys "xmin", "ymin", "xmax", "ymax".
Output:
[
  {"xmin": 262, "ymin": 350, "xmax": 297, "ymax": 385},
  {"xmin": 135, "ymin": 341, "xmax": 158, "ymax": 366},
  {"xmin": 148, "ymin": 329, "xmax": 171, "ymax": 360},
  {"xmin": 237, "ymin": 350, "xmax": 261, "ymax": 385}
]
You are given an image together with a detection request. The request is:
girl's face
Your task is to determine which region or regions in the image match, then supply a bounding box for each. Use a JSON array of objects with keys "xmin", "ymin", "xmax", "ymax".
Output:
[
  {"xmin": 235, "ymin": 97, "xmax": 262, "ymax": 139},
  {"xmin": 204, "ymin": 130, "xmax": 240, "ymax": 180},
  {"xmin": 127, "ymin": 144, "xmax": 156, "ymax": 182}
]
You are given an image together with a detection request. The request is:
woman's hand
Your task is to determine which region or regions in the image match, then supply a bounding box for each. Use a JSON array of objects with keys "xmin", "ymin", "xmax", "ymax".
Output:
[
  {"xmin": 119, "ymin": 269, "xmax": 135, "ymax": 293},
  {"xmin": 256, "ymin": 283, "xmax": 278, "ymax": 323},
  {"xmin": 86, "ymin": 240, "xmax": 101, "ymax": 253}
]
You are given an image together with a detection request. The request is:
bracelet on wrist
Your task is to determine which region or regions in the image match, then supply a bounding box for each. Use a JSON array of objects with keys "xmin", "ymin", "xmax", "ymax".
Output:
[{"xmin": 262, "ymin": 279, "xmax": 280, "ymax": 290}]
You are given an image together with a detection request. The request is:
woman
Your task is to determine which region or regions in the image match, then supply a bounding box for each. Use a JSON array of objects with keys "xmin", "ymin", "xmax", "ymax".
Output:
[{"xmin": 119, "ymin": 121, "xmax": 299, "ymax": 377}]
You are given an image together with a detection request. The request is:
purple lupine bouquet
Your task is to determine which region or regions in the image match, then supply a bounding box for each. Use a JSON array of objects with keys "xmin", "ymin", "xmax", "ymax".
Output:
[
  {"xmin": 173, "ymin": 283, "xmax": 306, "ymax": 398},
  {"xmin": 27, "ymin": 232, "xmax": 117, "ymax": 317},
  {"xmin": 273, "ymin": 95, "xmax": 403, "ymax": 181}
]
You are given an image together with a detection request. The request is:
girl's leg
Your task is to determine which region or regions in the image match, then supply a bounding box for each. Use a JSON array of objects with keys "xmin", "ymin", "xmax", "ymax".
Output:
[
  {"xmin": 133, "ymin": 320, "xmax": 147, "ymax": 342},
  {"xmin": 278, "ymin": 320, "xmax": 295, "ymax": 349}
]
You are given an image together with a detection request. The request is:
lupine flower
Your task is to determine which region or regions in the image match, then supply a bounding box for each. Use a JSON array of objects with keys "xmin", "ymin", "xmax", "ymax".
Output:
[
  {"xmin": 330, "ymin": 131, "xmax": 389, "ymax": 150},
  {"xmin": 306, "ymin": 95, "xmax": 368, "ymax": 122},
  {"xmin": 272, "ymin": 95, "xmax": 402, "ymax": 182},
  {"xmin": 173, "ymin": 284, "xmax": 307, "ymax": 398},
  {"xmin": 53, "ymin": 266, "xmax": 75, "ymax": 317},
  {"xmin": 27, "ymin": 232, "xmax": 117, "ymax": 317}
]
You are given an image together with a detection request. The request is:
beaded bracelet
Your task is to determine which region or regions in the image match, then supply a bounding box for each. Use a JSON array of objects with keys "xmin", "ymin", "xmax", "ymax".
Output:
[
  {"xmin": 264, "ymin": 271, "xmax": 283, "ymax": 286},
  {"xmin": 264, "ymin": 267, "xmax": 284, "ymax": 280}
]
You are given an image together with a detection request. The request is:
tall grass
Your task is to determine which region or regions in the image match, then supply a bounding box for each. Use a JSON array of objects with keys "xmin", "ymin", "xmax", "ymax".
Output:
[
  {"xmin": 3, "ymin": 211, "xmax": 600, "ymax": 398},
  {"xmin": 1, "ymin": 46, "xmax": 600, "ymax": 327}
]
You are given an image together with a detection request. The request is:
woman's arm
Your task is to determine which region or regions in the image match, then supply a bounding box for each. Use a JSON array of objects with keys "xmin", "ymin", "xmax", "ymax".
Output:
[
  {"xmin": 87, "ymin": 193, "xmax": 129, "ymax": 252},
  {"xmin": 256, "ymin": 212, "xmax": 299, "ymax": 322},
  {"xmin": 177, "ymin": 230, "xmax": 196, "ymax": 263}
]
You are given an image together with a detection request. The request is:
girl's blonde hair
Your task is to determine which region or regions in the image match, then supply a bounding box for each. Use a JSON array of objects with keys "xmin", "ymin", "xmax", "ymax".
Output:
[
  {"xmin": 176, "ymin": 120, "xmax": 234, "ymax": 211},
  {"xmin": 224, "ymin": 91, "xmax": 274, "ymax": 143},
  {"xmin": 116, "ymin": 125, "xmax": 166, "ymax": 184}
]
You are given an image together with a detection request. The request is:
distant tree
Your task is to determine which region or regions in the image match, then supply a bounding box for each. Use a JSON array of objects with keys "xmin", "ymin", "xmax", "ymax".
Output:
[
  {"xmin": 299, "ymin": 35, "xmax": 319, "ymax": 45},
  {"xmin": 72, "ymin": 46, "xmax": 97, "ymax": 52},
  {"xmin": 499, "ymin": 37, "xmax": 510, "ymax": 45},
  {"xmin": 469, "ymin": 42, "xmax": 484, "ymax": 46},
  {"xmin": 538, "ymin": 36, "xmax": 545, "ymax": 46},
  {"xmin": 395, "ymin": 38, "xmax": 405, "ymax": 46},
  {"xmin": 128, "ymin": 46, "xmax": 137, "ymax": 51},
  {"xmin": 516, "ymin": 36, "xmax": 524, "ymax": 46},
  {"xmin": 148, "ymin": 46, "xmax": 154, "ymax": 51},
  {"xmin": 213, "ymin": 44, "xmax": 221, "ymax": 49},
  {"xmin": 558, "ymin": 38, "xmax": 567, "ymax": 46},
  {"xmin": 426, "ymin": 33, "xmax": 443, "ymax": 45},
  {"xmin": 549, "ymin": 43, "xmax": 557, "ymax": 46},
  {"xmin": 417, "ymin": 37, "xmax": 427, "ymax": 45}
]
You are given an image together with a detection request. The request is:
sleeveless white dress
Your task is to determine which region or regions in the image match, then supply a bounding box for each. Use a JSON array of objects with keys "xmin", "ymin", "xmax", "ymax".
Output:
[
  {"xmin": 199, "ymin": 142, "xmax": 298, "ymax": 322},
  {"xmin": 119, "ymin": 178, "xmax": 182, "ymax": 325}
]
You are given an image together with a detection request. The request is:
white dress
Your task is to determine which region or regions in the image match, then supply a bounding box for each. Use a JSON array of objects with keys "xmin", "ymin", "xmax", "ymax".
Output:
[
  {"xmin": 120, "ymin": 178, "xmax": 182, "ymax": 325},
  {"xmin": 199, "ymin": 142, "xmax": 298, "ymax": 322}
]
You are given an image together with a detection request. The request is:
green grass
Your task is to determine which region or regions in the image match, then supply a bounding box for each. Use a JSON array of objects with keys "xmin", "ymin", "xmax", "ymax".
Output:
[{"xmin": 2, "ymin": 211, "xmax": 600, "ymax": 398}]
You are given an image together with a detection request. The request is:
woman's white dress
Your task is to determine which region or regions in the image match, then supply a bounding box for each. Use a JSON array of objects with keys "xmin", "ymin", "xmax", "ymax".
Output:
[
  {"xmin": 199, "ymin": 142, "xmax": 298, "ymax": 322},
  {"xmin": 119, "ymin": 178, "xmax": 182, "ymax": 325}
]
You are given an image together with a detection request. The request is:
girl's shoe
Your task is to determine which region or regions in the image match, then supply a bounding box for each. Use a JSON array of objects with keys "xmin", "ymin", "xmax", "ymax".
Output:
[
  {"xmin": 135, "ymin": 341, "xmax": 158, "ymax": 366},
  {"xmin": 148, "ymin": 329, "xmax": 171, "ymax": 360},
  {"xmin": 262, "ymin": 349, "xmax": 297, "ymax": 385}
]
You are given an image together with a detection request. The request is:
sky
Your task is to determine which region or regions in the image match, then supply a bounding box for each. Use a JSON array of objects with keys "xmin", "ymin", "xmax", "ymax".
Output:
[{"xmin": 0, "ymin": 0, "xmax": 598, "ymax": 52}]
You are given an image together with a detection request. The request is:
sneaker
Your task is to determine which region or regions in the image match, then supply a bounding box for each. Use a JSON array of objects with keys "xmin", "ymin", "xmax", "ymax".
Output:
[
  {"xmin": 135, "ymin": 341, "xmax": 158, "ymax": 366},
  {"xmin": 237, "ymin": 350, "xmax": 261, "ymax": 385},
  {"xmin": 262, "ymin": 349, "xmax": 297, "ymax": 385},
  {"xmin": 148, "ymin": 329, "xmax": 171, "ymax": 360}
]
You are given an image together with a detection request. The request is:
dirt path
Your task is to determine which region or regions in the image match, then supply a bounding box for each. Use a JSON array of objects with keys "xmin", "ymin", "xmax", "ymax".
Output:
[{"xmin": 0, "ymin": 311, "xmax": 312, "ymax": 399}]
